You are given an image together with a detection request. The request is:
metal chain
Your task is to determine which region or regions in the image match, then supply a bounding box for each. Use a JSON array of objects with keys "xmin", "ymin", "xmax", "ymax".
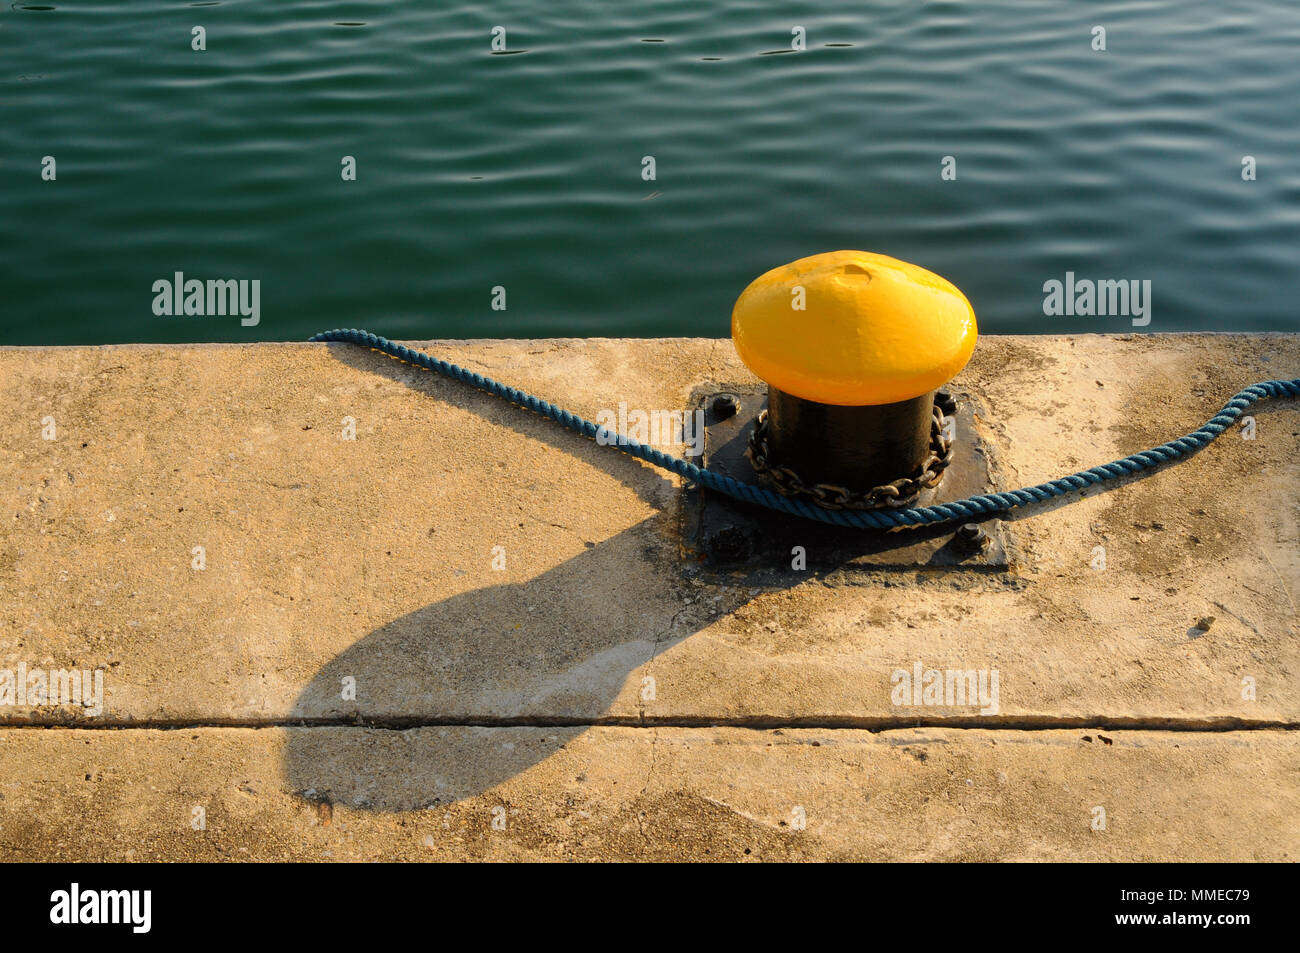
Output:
[{"xmin": 746, "ymin": 392, "xmax": 956, "ymax": 510}]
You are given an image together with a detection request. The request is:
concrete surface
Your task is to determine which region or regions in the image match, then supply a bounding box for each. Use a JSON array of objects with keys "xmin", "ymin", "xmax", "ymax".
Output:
[
  {"xmin": 1, "ymin": 727, "xmax": 1295, "ymax": 861},
  {"xmin": 1, "ymin": 334, "xmax": 1297, "ymax": 860}
]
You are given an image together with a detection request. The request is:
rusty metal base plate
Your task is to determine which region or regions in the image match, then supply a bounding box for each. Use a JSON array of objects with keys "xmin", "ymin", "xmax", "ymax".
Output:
[{"xmin": 681, "ymin": 386, "xmax": 1012, "ymax": 577}]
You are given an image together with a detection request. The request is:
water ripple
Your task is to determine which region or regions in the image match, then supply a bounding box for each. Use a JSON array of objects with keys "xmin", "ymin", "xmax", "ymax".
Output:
[{"xmin": 1, "ymin": 0, "xmax": 1297, "ymax": 343}]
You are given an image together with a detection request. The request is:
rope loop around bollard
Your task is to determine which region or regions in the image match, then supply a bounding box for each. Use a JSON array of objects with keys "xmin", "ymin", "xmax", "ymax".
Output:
[{"xmin": 309, "ymin": 328, "xmax": 1300, "ymax": 531}]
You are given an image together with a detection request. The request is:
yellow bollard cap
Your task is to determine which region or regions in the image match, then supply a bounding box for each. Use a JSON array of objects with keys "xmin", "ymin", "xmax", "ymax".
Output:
[{"xmin": 731, "ymin": 250, "xmax": 977, "ymax": 406}]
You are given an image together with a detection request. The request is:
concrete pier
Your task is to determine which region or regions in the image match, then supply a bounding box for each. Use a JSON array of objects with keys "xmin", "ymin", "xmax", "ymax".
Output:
[{"xmin": 1, "ymin": 334, "xmax": 1297, "ymax": 860}]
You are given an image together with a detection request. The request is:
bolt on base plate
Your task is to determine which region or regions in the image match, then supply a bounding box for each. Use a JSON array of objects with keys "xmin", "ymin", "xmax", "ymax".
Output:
[{"xmin": 681, "ymin": 385, "xmax": 1013, "ymax": 578}]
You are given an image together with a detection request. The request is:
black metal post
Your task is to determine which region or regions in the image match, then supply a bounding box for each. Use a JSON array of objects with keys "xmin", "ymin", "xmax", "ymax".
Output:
[{"xmin": 765, "ymin": 386, "xmax": 935, "ymax": 490}]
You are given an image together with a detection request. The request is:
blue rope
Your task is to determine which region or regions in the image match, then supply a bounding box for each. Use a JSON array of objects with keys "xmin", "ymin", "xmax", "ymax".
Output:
[{"xmin": 311, "ymin": 328, "xmax": 1299, "ymax": 530}]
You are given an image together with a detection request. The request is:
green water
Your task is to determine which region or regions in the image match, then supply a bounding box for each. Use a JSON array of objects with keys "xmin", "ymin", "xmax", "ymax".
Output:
[{"xmin": 3, "ymin": 0, "xmax": 1299, "ymax": 345}]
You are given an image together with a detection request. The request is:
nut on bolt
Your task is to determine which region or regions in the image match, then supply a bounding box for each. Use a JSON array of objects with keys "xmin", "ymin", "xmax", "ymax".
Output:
[
  {"xmin": 954, "ymin": 522, "xmax": 990, "ymax": 554},
  {"xmin": 709, "ymin": 393, "xmax": 741, "ymax": 420},
  {"xmin": 706, "ymin": 525, "xmax": 751, "ymax": 562}
]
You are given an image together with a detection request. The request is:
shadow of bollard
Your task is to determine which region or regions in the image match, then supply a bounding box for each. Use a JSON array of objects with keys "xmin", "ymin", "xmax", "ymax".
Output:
[{"xmin": 283, "ymin": 517, "xmax": 745, "ymax": 811}]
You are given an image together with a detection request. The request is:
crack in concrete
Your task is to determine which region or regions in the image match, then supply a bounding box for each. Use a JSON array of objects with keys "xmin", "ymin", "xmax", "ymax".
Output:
[
  {"xmin": 1260, "ymin": 548, "xmax": 1298, "ymax": 617},
  {"xmin": 636, "ymin": 726, "xmax": 660, "ymax": 842},
  {"xmin": 3, "ymin": 715, "xmax": 1297, "ymax": 732},
  {"xmin": 639, "ymin": 599, "xmax": 694, "ymax": 725}
]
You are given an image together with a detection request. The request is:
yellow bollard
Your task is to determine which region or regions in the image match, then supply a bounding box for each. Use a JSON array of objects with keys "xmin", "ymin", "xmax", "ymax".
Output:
[{"xmin": 732, "ymin": 250, "xmax": 977, "ymax": 499}]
